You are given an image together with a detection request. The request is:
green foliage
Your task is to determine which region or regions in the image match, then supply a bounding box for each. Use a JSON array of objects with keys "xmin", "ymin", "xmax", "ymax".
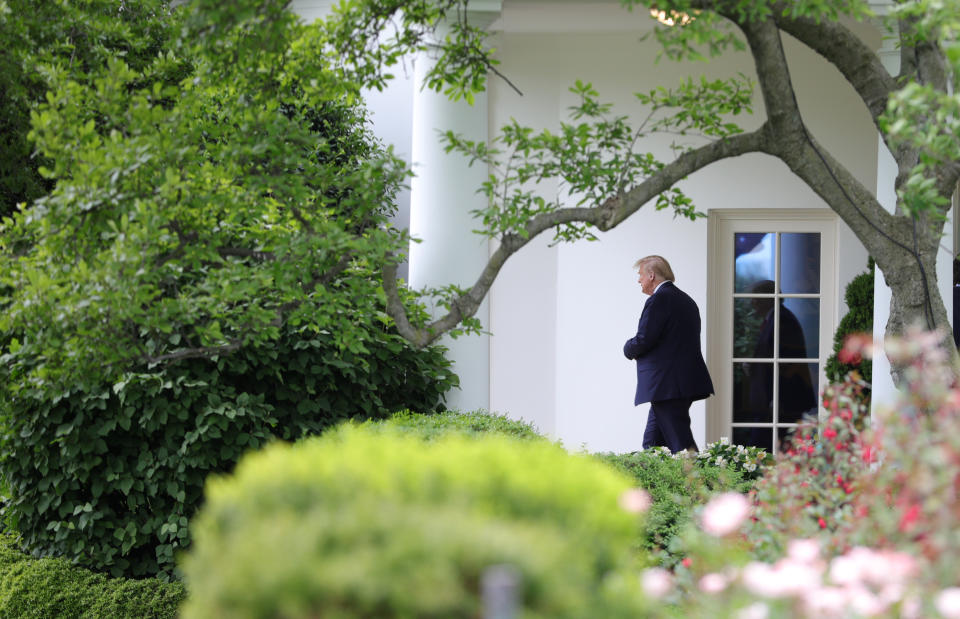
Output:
[
  {"xmin": 824, "ymin": 261, "xmax": 874, "ymax": 397},
  {"xmin": 596, "ymin": 444, "xmax": 759, "ymax": 567},
  {"xmin": 0, "ymin": 0, "xmax": 421, "ymax": 396},
  {"xmin": 364, "ymin": 409, "xmax": 545, "ymax": 441},
  {"xmin": 320, "ymin": 0, "xmax": 499, "ymax": 102},
  {"xmin": 0, "ymin": 532, "xmax": 184, "ymax": 618},
  {"xmin": 180, "ymin": 426, "xmax": 650, "ymax": 618},
  {"xmin": 0, "ymin": 0, "xmax": 185, "ymax": 218},
  {"xmin": 0, "ymin": 325, "xmax": 457, "ymax": 579}
]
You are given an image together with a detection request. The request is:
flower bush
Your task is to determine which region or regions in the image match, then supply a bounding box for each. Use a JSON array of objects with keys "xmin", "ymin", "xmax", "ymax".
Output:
[
  {"xmin": 747, "ymin": 374, "xmax": 873, "ymax": 561},
  {"xmin": 643, "ymin": 329, "xmax": 960, "ymax": 618}
]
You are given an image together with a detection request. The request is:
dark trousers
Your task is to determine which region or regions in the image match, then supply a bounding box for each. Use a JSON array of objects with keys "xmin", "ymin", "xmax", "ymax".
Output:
[{"xmin": 642, "ymin": 398, "xmax": 698, "ymax": 453}]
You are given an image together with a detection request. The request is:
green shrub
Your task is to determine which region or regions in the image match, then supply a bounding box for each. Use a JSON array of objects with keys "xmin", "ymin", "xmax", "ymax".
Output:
[
  {"xmin": 363, "ymin": 409, "xmax": 544, "ymax": 441},
  {"xmin": 0, "ymin": 533, "xmax": 184, "ymax": 618},
  {"xmin": 824, "ymin": 260, "xmax": 874, "ymax": 400},
  {"xmin": 597, "ymin": 447, "xmax": 757, "ymax": 566},
  {"xmin": 180, "ymin": 426, "xmax": 650, "ymax": 618},
  {"xmin": 0, "ymin": 326, "xmax": 456, "ymax": 579}
]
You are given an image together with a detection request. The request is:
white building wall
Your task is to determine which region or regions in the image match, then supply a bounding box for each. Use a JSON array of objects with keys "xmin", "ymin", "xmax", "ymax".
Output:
[{"xmin": 488, "ymin": 6, "xmax": 876, "ymax": 452}]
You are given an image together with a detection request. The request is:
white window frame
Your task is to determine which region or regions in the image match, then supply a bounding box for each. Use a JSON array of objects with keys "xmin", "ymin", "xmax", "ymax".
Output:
[{"xmin": 706, "ymin": 209, "xmax": 839, "ymax": 452}]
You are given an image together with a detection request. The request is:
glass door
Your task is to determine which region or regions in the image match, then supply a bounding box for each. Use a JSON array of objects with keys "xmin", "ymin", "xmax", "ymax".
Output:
[{"xmin": 707, "ymin": 212, "xmax": 837, "ymax": 455}]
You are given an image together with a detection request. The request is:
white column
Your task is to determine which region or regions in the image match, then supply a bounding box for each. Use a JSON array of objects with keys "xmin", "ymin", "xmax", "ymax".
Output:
[{"xmin": 408, "ymin": 3, "xmax": 502, "ymax": 412}]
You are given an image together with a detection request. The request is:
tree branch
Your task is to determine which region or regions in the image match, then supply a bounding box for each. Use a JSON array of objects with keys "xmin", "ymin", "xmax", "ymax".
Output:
[
  {"xmin": 383, "ymin": 128, "xmax": 769, "ymax": 347},
  {"xmin": 771, "ymin": 10, "xmax": 896, "ymax": 124}
]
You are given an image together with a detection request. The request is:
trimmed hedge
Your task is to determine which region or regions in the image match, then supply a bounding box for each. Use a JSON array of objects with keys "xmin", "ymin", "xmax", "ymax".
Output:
[
  {"xmin": 0, "ymin": 327, "xmax": 457, "ymax": 579},
  {"xmin": 179, "ymin": 425, "xmax": 650, "ymax": 618},
  {"xmin": 0, "ymin": 533, "xmax": 184, "ymax": 618},
  {"xmin": 362, "ymin": 409, "xmax": 544, "ymax": 441}
]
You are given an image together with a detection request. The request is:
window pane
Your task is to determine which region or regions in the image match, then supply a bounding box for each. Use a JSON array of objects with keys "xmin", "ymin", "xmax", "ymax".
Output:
[
  {"xmin": 733, "ymin": 299, "xmax": 770, "ymax": 358},
  {"xmin": 780, "ymin": 299, "xmax": 819, "ymax": 358},
  {"xmin": 733, "ymin": 362, "xmax": 772, "ymax": 423},
  {"xmin": 733, "ymin": 426, "xmax": 772, "ymax": 452},
  {"xmin": 734, "ymin": 233, "xmax": 775, "ymax": 293},
  {"xmin": 780, "ymin": 233, "xmax": 820, "ymax": 293},
  {"xmin": 778, "ymin": 362, "xmax": 819, "ymax": 423}
]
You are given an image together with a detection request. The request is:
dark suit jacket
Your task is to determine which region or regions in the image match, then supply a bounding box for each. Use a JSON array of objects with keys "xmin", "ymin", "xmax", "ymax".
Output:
[{"xmin": 623, "ymin": 281, "xmax": 714, "ymax": 405}]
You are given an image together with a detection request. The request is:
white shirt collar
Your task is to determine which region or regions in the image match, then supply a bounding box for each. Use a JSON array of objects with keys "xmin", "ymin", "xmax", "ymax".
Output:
[{"xmin": 653, "ymin": 280, "xmax": 669, "ymax": 294}]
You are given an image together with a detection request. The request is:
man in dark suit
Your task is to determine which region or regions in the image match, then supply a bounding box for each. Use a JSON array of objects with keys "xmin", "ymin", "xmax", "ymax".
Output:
[{"xmin": 623, "ymin": 256, "xmax": 714, "ymax": 453}]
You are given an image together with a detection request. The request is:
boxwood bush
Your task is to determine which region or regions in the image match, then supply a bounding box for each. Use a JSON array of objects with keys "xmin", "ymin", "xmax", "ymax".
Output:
[
  {"xmin": 0, "ymin": 327, "xmax": 457, "ymax": 579},
  {"xmin": 179, "ymin": 426, "xmax": 650, "ymax": 618},
  {"xmin": 0, "ymin": 533, "xmax": 184, "ymax": 618}
]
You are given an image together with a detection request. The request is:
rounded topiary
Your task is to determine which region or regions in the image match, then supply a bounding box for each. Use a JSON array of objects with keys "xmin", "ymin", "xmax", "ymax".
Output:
[
  {"xmin": 0, "ymin": 325, "xmax": 457, "ymax": 580},
  {"xmin": 824, "ymin": 259, "xmax": 874, "ymax": 399},
  {"xmin": 179, "ymin": 427, "xmax": 649, "ymax": 618}
]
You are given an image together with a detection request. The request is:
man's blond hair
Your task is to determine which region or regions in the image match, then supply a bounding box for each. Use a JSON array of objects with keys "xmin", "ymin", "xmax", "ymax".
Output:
[{"xmin": 634, "ymin": 255, "xmax": 675, "ymax": 282}]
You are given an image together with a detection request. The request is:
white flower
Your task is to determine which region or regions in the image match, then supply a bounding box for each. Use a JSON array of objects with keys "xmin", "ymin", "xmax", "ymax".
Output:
[
  {"xmin": 701, "ymin": 492, "xmax": 750, "ymax": 537},
  {"xmin": 744, "ymin": 462, "xmax": 757, "ymax": 472},
  {"xmin": 935, "ymin": 588, "xmax": 960, "ymax": 619},
  {"xmin": 715, "ymin": 455, "xmax": 727, "ymax": 466},
  {"xmin": 641, "ymin": 567, "xmax": 673, "ymax": 599}
]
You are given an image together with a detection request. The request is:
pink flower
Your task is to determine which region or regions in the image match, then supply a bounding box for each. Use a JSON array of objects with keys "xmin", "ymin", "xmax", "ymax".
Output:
[
  {"xmin": 742, "ymin": 562, "xmax": 786, "ymax": 598},
  {"xmin": 787, "ymin": 539, "xmax": 820, "ymax": 564},
  {"xmin": 802, "ymin": 586, "xmax": 848, "ymax": 617},
  {"xmin": 701, "ymin": 492, "xmax": 750, "ymax": 536},
  {"xmin": 618, "ymin": 488, "xmax": 651, "ymax": 514},
  {"xmin": 933, "ymin": 589, "xmax": 960, "ymax": 619},
  {"xmin": 698, "ymin": 572, "xmax": 728, "ymax": 594},
  {"xmin": 640, "ymin": 567, "xmax": 673, "ymax": 599}
]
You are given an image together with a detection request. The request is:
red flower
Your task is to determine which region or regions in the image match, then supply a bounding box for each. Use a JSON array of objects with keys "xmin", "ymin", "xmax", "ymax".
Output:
[
  {"xmin": 838, "ymin": 348, "xmax": 862, "ymax": 365},
  {"xmin": 818, "ymin": 517, "xmax": 827, "ymax": 529},
  {"xmin": 899, "ymin": 504, "xmax": 922, "ymax": 532},
  {"xmin": 862, "ymin": 445, "xmax": 874, "ymax": 463},
  {"xmin": 824, "ymin": 428, "xmax": 837, "ymax": 440},
  {"xmin": 681, "ymin": 558, "xmax": 692, "ymax": 568}
]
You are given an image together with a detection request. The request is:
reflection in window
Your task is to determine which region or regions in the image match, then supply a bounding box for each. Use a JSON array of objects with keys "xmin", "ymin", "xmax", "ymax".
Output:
[
  {"xmin": 780, "ymin": 233, "xmax": 821, "ymax": 294},
  {"xmin": 778, "ymin": 363, "xmax": 818, "ymax": 423},
  {"xmin": 733, "ymin": 299, "xmax": 765, "ymax": 358},
  {"xmin": 781, "ymin": 299, "xmax": 819, "ymax": 358},
  {"xmin": 733, "ymin": 362, "xmax": 773, "ymax": 423},
  {"xmin": 733, "ymin": 426, "xmax": 772, "ymax": 452},
  {"xmin": 734, "ymin": 233, "xmax": 775, "ymax": 293}
]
